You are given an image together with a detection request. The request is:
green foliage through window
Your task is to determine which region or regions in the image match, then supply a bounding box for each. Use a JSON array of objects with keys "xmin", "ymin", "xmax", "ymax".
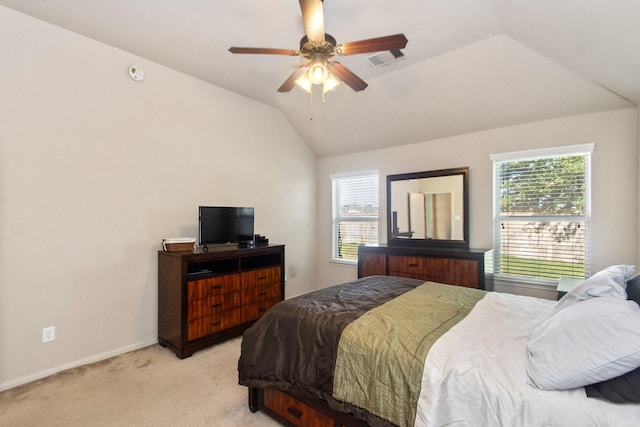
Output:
[{"xmin": 494, "ymin": 150, "xmax": 590, "ymax": 281}]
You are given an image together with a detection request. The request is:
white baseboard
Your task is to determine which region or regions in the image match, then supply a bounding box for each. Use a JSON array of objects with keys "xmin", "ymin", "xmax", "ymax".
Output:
[{"xmin": 0, "ymin": 338, "xmax": 159, "ymax": 392}]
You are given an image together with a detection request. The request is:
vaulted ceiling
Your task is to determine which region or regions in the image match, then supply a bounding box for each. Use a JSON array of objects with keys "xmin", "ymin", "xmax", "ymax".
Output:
[{"xmin": 1, "ymin": 0, "xmax": 637, "ymax": 157}]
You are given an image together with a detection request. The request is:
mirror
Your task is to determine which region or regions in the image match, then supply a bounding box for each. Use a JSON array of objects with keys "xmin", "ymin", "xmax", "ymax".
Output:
[{"xmin": 387, "ymin": 167, "xmax": 469, "ymax": 248}]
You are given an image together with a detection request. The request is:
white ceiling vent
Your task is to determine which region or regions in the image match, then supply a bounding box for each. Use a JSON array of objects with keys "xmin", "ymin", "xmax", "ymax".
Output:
[{"xmin": 365, "ymin": 49, "xmax": 406, "ymax": 68}]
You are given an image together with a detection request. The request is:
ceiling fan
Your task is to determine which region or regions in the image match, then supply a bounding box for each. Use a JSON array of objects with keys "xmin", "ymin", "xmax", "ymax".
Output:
[{"xmin": 228, "ymin": 0, "xmax": 408, "ymax": 94}]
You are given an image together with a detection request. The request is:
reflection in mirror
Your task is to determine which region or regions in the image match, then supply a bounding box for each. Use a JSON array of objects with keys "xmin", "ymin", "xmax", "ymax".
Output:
[{"xmin": 387, "ymin": 167, "xmax": 469, "ymax": 248}]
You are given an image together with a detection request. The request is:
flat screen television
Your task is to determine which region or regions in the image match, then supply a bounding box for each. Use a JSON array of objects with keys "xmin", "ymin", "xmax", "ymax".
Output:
[{"xmin": 198, "ymin": 206, "xmax": 254, "ymax": 246}]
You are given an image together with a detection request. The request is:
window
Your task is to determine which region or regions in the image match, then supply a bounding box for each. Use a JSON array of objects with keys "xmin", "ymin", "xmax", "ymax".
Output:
[
  {"xmin": 332, "ymin": 172, "xmax": 379, "ymax": 262},
  {"xmin": 491, "ymin": 144, "xmax": 592, "ymax": 285}
]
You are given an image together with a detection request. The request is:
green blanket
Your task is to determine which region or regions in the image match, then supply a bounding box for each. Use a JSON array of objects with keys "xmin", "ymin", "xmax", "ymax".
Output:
[{"xmin": 332, "ymin": 282, "xmax": 486, "ymax": 427}]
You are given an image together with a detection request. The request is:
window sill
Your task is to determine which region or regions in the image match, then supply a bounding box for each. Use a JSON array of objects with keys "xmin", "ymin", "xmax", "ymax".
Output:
[
  {"xmin": 330, "ymin": 259, "xmax": 358, "ymax": 267},
  {"xmin": 493, "ymin": 274, "xmax": 558, "ymax": 290}
]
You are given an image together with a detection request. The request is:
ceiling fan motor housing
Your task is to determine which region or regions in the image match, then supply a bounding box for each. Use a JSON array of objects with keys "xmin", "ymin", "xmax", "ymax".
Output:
[{"xmin": 299, "ymin": 34, "xmax": 337, "ymax": 59}]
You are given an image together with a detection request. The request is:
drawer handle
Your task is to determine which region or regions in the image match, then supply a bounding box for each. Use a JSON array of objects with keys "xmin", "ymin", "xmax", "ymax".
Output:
[
  {"xmin": 211, "ymin": 321, "xmax": 221, "ymax": 326},
  {"xmin": 210, "ymin": 285, "xmax": 222, "ymax": 291},
  {"xmin": 257, "ymin": 275, "xmax": 267, "ymax": 280},
  {"xmin": 408, "ymin": 263, "xmax": 418, "ymax": 267},
  {"xmin": 286, "ymin": 407, "xmax": 303, "ymax": 419},
  {"xmin": 258, "ymin": 292, "xmax": 267, "ymax": 296},
  {"xmin": 211, "ymin": 303, "xmax": 221, "ymax": 309}
]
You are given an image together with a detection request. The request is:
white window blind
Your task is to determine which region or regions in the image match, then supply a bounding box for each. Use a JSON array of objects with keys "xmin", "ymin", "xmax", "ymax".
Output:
[
  {"xmin": 492, "ymin": 145, "xmax": 592, "ymax": 283},
  {"xmin": 332, "ymin": 172, "xmax": 379, "ymax": 262}
]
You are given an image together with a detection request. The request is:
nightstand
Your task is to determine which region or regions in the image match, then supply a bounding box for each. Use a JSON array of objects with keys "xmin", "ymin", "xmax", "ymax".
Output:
[{"xmin": 556, "ymin": 276, "xmax": 583, "ymax": 300}]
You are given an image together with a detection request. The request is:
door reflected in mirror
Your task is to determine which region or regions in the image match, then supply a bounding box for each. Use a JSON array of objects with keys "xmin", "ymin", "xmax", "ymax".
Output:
[{"xmin": 388, "ymin": 167, "xmax": 469, "ymax": 248}]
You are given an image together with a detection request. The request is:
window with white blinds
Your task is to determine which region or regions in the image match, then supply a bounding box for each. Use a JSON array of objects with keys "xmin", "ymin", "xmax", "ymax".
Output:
[
  {"xmin": 492, "ymin": 145, "xmax": 592, "ymax": 283},
  {"xmin": 332, "ymin": 172, "xmax": 379, "ymax": 262}
]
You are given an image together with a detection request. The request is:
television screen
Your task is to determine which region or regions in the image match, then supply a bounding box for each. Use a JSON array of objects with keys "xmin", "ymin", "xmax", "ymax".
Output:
[{"xmin": 198, "ymin": 206, "xmax": 254, "ymax": 245}]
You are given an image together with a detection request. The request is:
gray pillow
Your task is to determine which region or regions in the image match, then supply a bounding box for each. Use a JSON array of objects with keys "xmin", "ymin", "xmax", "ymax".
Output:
[
  {"xmin": 626, "ymin": 275, "xmax": 640, "ymax": 305},
  {"xmin": 586, "ymin": 366, "xmax": 640, "ymax": 403}
]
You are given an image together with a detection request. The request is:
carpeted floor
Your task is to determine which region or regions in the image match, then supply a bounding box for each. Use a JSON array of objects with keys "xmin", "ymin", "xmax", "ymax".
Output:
[{"xmin": 0, "ymin": 337, "xmax": 281, "ymax": 426}]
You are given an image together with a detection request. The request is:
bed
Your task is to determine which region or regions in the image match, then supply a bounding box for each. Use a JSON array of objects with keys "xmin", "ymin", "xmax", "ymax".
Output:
[{"xmin": 238, "ymin": 268, "xmax": 640, "ymax": 427}]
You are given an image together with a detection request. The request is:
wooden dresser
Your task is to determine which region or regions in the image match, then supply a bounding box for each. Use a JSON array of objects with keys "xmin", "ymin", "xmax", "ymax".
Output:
[
  {"xmin": 158, "ymin": 244, "xmax": 284, "ymax": 358},
  {"xmin": 358, "ymin": 244, "xmax": 489, "ymax": 290}
]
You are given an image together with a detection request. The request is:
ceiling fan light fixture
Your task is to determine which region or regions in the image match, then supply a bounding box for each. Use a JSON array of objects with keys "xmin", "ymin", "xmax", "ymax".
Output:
[
  {"xmin": 295, "ymin": 72, "xmax": 339, "ymax": 95},
  {"xmin": 308, "ymin": 61, "xmax": 329, "ymax": 84},
  {"xmin": 323, "ymin": 74, "xmax": 340, "ymax": 93},
  {"xmin": 295, "ymin": 75, "xmax": 313, "ymax": 92}
]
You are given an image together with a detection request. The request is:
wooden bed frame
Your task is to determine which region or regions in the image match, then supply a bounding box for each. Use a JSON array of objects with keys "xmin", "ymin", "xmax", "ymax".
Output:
[{"xmin": 248, "ymin": 386, "xmax": 371, "ymax": 427}]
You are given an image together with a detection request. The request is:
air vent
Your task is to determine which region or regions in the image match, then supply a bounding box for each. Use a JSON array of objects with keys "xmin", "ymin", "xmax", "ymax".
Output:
[{"xmin": 365, "ymin": 49, "xmax": 405, "ymax": 68}]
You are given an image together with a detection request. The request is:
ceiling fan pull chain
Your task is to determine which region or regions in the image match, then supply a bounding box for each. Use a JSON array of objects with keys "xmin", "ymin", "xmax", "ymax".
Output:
[{"xmin": 309, "ymin": 89, "xmax": 314, "ymax": 121}]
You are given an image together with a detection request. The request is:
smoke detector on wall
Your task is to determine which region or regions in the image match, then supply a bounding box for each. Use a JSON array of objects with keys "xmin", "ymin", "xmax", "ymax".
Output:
[
  {"xmin": 128, "ymin": 65, "xmax": 145, "ymax": 82},
  {"xmin": 366, "ymin": 49, "xmax": 406, "ymax": 68}
]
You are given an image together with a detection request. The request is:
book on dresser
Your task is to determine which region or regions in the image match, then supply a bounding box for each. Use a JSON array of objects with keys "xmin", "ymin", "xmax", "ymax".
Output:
[{"xmin": 157, "ymin": 244, "xmax": 285, "ymax": 358}]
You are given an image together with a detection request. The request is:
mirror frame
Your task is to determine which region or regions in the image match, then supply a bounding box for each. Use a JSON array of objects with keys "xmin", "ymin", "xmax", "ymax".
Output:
[{"xmin": 387, "ymin": 167, "xmax": 469, "ymax": 248}]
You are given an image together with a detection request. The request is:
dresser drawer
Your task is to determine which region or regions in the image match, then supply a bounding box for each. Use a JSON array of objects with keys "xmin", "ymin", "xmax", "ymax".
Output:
[
  {"xmin": 187, "ymin": 278, "xmax": 210, "ymax": 300},
  {"xmin": 187, "ymin": 275, "xmax": 241, "ymax": 300},
  {"xmin": 188, "ymin": 290, "xmax": 242, "ymax": 321},
  {"xmin": 188, "ymin": 317, "xmax": 211, "ymax": 341},
  {"xmin": 207, "ymin": 274, "xmax": 242, "ymax": 295},
  {"xmin": 188, "ymin": 308, "xmax": 244, "ymax": 340},
  {"xmin": 210, "ymin": 290, "xmax": 242, "ymax": 314},
  {"xmin": 388, "ymin": 255, "xmax": 479, "ymax": 287},
  {"xmin": 389, "ymin": 255, "xmax": 439, "ymax": 273},
  {"xmin": 389, "ymin": 255, "xmax": 440, "ymax": 281},
  {"xmin": 263, "ymin": 388, "xmax": 333, "ymax": 427},
  {"xmin": 359, "ymin": 252, "xmax": 387, "ymax": 277},
  {"xmin": 187, "ymin": 297, "xmax": 211, "ymax": 321},
  {"xmin": 241, "ymin": 267, "xmax": 281, "ymax": 288},
  {"xmin": 210, "ymin": 308, "xmax": 243, "ymax": 333},
  {"xmin": 243, "ymin": 298, "xmax": 280, "ymax": 322},
  {"xmin": 242, "ymin": 282, "xmax": 280, "ymax": 304}
]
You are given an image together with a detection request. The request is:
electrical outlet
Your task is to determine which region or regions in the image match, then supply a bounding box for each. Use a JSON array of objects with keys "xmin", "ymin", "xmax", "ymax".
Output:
[{"xmin": 42, "ymin": 326, "xmax": 55, "ymax": 343}]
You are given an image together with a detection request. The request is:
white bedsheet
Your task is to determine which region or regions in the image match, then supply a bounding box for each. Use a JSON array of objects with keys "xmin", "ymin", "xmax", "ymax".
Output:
[{"xmin": 414, "ymin": 291, "xmax": 640, "ymax": 427}]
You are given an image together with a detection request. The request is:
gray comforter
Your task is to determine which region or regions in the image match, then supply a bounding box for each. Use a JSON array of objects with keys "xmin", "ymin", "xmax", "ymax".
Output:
[{"xmin": 238, "ymin": 275, "xmax": 426, "ymax": 425}]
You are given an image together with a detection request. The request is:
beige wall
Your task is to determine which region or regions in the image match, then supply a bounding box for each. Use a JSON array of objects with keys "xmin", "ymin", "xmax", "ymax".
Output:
[
  {"xmin": 2, "ymin": 5, "xmax": 639, "ymax": 393},
  {"xmin": 317, "ymin": 108, "xmax": 639, "ymax": 289},
  {"xmin": 0, "ymin": 8, "xmax": 318, "ymax": 390}
]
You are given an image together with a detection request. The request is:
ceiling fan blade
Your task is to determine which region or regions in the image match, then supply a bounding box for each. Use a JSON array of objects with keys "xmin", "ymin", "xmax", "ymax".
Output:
[
  {"xmin": 229, "ymin": 47, "xmax": 299, "ymax": 56},
  {"xmin": 330, "ymin": 62, "xmax": 368, "ymax": 92},
  {"xmin": 336, "ymin": 34, "xmax": 408, "ymax": 56},
  {"xmin": 299, "ymin": 0, "xmax": 325, "ymax": 43},
  {"xmin": 278, "ymin": 66, "xmax": 309, "ymax": 93}
]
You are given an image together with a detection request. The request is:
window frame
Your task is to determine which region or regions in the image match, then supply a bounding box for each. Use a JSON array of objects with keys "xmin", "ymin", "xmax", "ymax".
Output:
[
  {"xmin": 490, "ymin": 144, "xmax": 593, "ymax": 287},
  {"xmin": 331, "ymin": 171, "xmax": 380, "ymax": 264}
]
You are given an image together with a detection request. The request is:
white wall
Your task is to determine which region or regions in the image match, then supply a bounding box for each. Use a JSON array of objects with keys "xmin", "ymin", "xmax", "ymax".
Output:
[
  {"xmin": 317, "ymin": 108, "xmax": 639, "ymax": 290},
  {"xmin": 2, "ymin": 5, "xmax": 639, "ymax": 393},
  {"xmin": 0, "ymin": 7, "xmax": 318, "ymax": 390}
]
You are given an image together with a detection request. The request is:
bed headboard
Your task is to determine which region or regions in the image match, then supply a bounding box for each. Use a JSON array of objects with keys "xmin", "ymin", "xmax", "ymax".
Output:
[{"xmin": 627, "ymin": 275, "xmax": 640, "ymax": 305}]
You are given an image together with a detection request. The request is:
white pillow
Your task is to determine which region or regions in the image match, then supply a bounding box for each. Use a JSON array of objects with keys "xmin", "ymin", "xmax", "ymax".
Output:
[
  {"xmin": 552, "ymin": 265, "xmax": 635, "ymax": 316},
  {"xmin": 526, "ymin": 297, "xmax": 640, "ymax": 390}
]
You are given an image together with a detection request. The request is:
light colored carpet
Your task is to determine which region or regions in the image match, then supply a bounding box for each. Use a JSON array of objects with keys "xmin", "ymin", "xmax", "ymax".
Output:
[{"xmin": 0, "ymin": 337, "xmax": 281, "ymax": 426}]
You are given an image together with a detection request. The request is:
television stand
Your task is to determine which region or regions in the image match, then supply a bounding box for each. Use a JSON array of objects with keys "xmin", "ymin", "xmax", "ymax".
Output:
[{"xmin": 157, "ymin": 244, "xmax": 285, "ymax": 358}]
